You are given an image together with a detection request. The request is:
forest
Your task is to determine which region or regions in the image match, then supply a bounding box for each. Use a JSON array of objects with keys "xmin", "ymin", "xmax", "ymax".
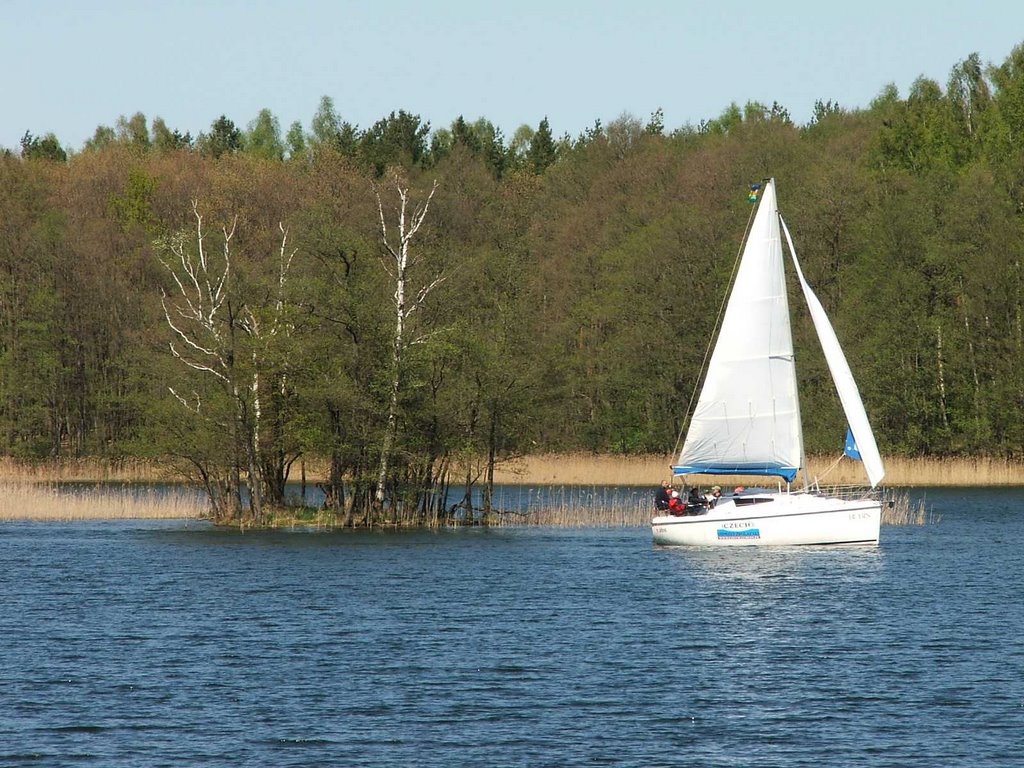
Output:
[{"xmin": 2, "ymin": 44, "xmax": 1024, "ymax": 524}]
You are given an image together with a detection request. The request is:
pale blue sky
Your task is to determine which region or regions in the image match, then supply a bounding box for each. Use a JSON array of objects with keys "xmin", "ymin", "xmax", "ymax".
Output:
[{"xmin": 3, "ymin": 0, "xmax": 1022, "ymax": 152}]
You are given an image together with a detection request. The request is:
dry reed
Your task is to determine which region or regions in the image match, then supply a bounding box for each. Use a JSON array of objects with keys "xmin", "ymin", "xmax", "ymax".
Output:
[
  {"xmin": 490, "ymin": 453, "xmax": 1024, "ymax": 487},
  {"xmin": 486, "ymin": 486, "xmax": 652, "ymax": 528},
  {"xmin": 0, "ymin": 457, "xmax": 172, "ymax": 484},
  {"xmin": 0, "ymin": 481, "xmax": 207, "ymax": 521},
  {"xmin": 882, "ymin": 489, "xmax": 938, "ymax": 526},
  {"xmin": 3, "ymin": 453, "xmax": 1024, "ymax": 488}
]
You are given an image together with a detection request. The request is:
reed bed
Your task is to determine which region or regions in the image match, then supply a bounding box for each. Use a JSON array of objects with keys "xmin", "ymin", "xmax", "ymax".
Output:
[
  {"xmin": 491, "ymin": 453, "xmax": 1024, "ymax": 487},
  {"xmin": 486, "ymin": 486, "xmax": 652, "ymax": 528},
  {"xmin": 0, "ymin": 457, "xmax": 171, "ymax": 483},
  {"xmin": 483, "ymin": 486, "xmax": 932, "ymax": 528},
  {"xmin": 3, "ymin": 453, "xmax": 1024, "ymax": 488},
  {"xmin": 0, "ymin": 481, "xmax": 207, "ymax": 521},
  {"xmin": 882, "ymin": 489, "xmax": 938, "ymax": 526},
  {"xmin": 0, "ymin": 477, "xmax": 932, "ymax": 528}
]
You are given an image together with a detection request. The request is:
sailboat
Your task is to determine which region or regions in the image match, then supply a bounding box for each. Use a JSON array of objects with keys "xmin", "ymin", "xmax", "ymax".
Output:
[{"xmin": 652, "ymin": 179, "xmax": 885, "ymax": 546}]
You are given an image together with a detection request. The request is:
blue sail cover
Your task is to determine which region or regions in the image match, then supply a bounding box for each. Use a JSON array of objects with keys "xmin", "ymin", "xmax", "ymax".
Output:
[{"xmin": 672, "ymin": 463, "xmax": 799, "ymax": 481}]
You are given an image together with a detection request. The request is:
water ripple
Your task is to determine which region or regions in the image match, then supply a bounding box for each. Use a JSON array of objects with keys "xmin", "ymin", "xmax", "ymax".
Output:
[{"xmin": 1, "ymin": 491, "xmax": 1023, "ymax": 766}]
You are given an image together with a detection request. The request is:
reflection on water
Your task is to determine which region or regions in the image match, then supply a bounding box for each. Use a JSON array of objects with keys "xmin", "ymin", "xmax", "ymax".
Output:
[{"xmin": 659, "ymin": 541, "xmax": 885, "ymax": 584}]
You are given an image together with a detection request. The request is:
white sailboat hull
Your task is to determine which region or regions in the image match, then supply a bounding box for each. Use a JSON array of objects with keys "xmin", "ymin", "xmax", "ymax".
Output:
[{"xmin": 651, "ymin": 492, "xmax": 881, "ymax": 547}]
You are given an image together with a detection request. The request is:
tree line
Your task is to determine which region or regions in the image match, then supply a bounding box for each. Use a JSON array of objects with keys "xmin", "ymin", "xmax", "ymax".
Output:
[
  {"xmin": 14, "ymin": 98, "xmax": 562, "ymax": 179},
  {"xmin": 2, "ymin": 44, "xmax": 1024, "ymax": 524}
]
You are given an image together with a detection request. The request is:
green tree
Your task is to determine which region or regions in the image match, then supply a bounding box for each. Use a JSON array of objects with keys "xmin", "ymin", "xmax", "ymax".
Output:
[
  {"xmin": 875, "ymin": 76, "xmax": 964, "ymax": 173},
  {"xmin": 371, "ymin": 175, "xmax": 442, "ymax": 512},
  {"xmin": 527, "ymin": 116, "xmax": 556, "ymax": 174},
  {"xmin": 310, "ymin": 95, "xmax": 343, "ymax": 148},
  {"xmin": 0, "ymin": 157, "xmax": 62, "ymax": 454},
  {"xmin": 428, "ymin": 127, "xmax": 453, "ymax": 165},
  {"xmin": 645, "ymin": 107, "xmax": 665, "ymax": 135},
  {"xmin": 699, "ymin": 103, "xmax": 742, "ymax": 135},
  {"xmin": 475, "ymin": 119, "xmax": 508, "ymax": 178},
  {"xmin": 948, "ymin": 53, "xmax": 991, "ymax": 141},
  {"xmin": 152, "ymin": 117, "xmax": 192, "ymax": 151},
  {"xmin": 443, "ymin": 116, "xmax": 508, "ymax": 177},
  {"xmin": 451, "ymin": 115, "xmax": 481, "ymax": 154},
  {"xmin": 198, "ymin": 115, "xmax": 243, "ymax": 158},
  {"xmin": 509, "ymin": 123, "xmax": 534, "ymax": 169},
  {"xmin": 116, "ymin": 112, "xmax": 151, "ymax": 150},
  {"xmin": 983, "ymin": 43, "xmax": 1024, "ymax": 204},
  {"xmin": 809, "ymin": 99, "xmax": 842, "ymax": 126},
  {"xmin": 20, "ymin": 132, "xmax": 66, "ymax": 162},
  {"xmin": 246, "ymin": 108, "xmax": 284, "ymax": 160},
  {"xmin": 153, "ymin": 198, "xmax": 303, "ymax": 522},
  {"xmin": 285, "ymin": 120, "xmax": 307, "ymax": 159},
  {"xmin": 84, "ymin": 125, "xmax": 116, "ymax": 152},
  {"xmin": 360, "ymin": 110, "xmax": 430, "ymax": 175}
]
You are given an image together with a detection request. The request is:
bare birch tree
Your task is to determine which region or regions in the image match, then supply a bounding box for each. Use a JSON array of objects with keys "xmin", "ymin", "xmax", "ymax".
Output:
[
  {"xmin": 238, "ymin": 222, "xmax": 298, "ymax": 507},
  {"xmin": 373, "ymin": 175, "xmax": 443, "ymax": 510},
  {"xmin": 156, "ymin": 200, "xmax": 296, "ymax": 524}
]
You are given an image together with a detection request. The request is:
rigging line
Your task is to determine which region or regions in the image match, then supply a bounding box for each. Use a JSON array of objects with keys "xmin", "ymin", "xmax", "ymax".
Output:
[
  {"xmin": 816, "ymin": 452, "xmax": 845, "ymax": 483},
  {"xmin": 671, "ymin": 192, "xmax": 760, "ymax": 462}
]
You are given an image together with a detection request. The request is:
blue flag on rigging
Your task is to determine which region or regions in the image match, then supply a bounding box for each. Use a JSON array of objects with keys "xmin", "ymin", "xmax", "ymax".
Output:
[{"xmin": 844, "ymin": 427, "xmax": 862, "ymax": 461}]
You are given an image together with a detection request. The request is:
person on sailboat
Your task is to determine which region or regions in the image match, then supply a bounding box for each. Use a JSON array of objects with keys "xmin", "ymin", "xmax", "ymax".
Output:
[
  {"xmin": 654, "ymin": 481, "xmax": 671, "ymax": 511},
  {"xmin": 668, "ymin": 490, "xmax": 687, "ymax": 516},
  {"xmin": 708, "ymin": 485, "xmax": 722, "ymax": 507},
  {"xmin": 687, "ymin": 486, "xmax": 706, "ymax": 507}
]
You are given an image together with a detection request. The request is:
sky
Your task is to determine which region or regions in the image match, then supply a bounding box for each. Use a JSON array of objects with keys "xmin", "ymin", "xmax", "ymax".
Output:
[{"xmin": 3, "ymin": 0, "xmax": 1023, "ymax": 153}]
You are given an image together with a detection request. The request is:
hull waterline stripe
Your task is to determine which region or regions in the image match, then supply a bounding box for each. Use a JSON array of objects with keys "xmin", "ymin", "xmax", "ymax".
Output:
[{"xmin": 651, "ymin": 538, "xmax": 879, "ymax": 547}]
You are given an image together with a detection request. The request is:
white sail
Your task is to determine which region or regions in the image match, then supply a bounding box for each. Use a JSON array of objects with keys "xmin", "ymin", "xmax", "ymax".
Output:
[
  {"xmin": 675, "ymin": 179, "xmax": 803, "ymax": 480},
  {"xmin": 780, "ymin": 216, "xmax": 885, "ymax": 488}
]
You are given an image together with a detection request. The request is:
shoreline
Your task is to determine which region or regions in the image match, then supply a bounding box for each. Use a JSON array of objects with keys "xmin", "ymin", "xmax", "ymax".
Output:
[{"xmin": 0, "ymin": 453, "xmax": 1005, "ymax": 523}]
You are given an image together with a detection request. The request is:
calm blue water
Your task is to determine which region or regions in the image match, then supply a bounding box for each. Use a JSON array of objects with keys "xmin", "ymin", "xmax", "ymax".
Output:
[{"xmin": 1, "ymin": 488, "xmax": 1022, "ymax": 767}]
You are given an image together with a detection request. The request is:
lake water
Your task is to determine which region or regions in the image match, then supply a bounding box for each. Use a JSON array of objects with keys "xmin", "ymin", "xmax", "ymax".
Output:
[{"xmin": 1, "ymin": 487, "xmax": 1022, "ymax": 767}]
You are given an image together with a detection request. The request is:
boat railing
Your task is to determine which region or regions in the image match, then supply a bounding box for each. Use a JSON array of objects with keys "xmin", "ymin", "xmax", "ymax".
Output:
[{"xmin": 802, "ymin": 482, "xmax": 881, "ymax": 501}]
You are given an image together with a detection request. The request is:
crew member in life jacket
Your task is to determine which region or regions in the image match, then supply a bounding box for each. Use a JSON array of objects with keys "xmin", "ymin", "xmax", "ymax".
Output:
[{"xmin": 668, "ymin": 490, "xmax": 687, "ymax": 516}]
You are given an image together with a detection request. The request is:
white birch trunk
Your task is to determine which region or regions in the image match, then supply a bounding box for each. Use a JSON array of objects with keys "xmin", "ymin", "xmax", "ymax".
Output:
[{"xmin": 373, "ymin": 176, "xmax": 441, "ymax": 507}]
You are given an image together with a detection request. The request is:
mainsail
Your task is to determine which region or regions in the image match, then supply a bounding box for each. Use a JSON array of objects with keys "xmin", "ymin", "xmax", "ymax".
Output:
[
  {"xmin": 674, "ymin": 180, "xmax": 803, "ymax": 480},
  {"xmin": 674, "ymin": 179, "xmax": 884, "ymax": 488}
]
